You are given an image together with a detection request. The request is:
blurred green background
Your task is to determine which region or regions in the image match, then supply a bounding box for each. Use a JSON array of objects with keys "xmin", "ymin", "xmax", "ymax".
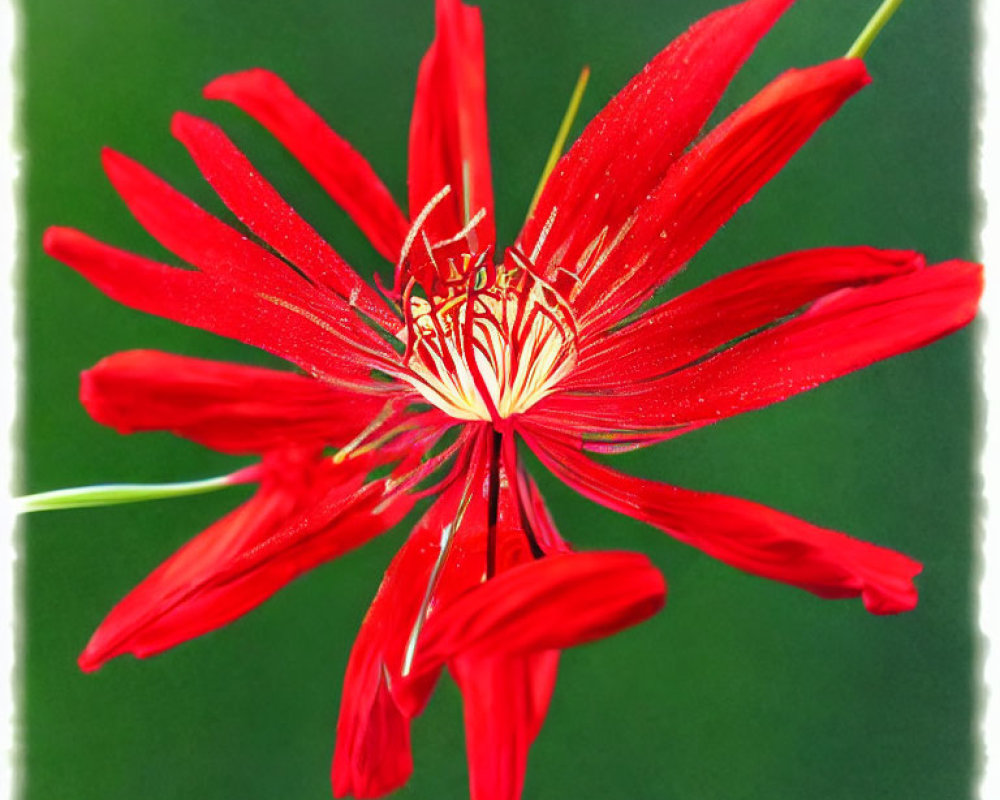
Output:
[{"xmin": 20, "ymin": 0, "xmax": 978, "ymax": 798}]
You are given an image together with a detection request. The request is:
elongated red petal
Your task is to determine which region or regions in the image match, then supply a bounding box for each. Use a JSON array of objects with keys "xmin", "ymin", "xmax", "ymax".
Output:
[
  {"xmin": 404, "ymin": 551, "xmax": 665, "ymax": 678},
  {"xmin": 333, "ymin": 440, "xmax": 489, "ymax": 798},
  {"xmin": 451, "ymin": 650, "xmax": 560, "ymax": 800},
  {"xmin": 575, "ymin": 59, "xmax": 870, "ymax": 329},
  {"xmin": 170, "ymin": 111, "xmax": 401, "ymax": 332},
  {"xmin": 81, "ymin": 350, "xmax": 387, "ymax": 454},
  {"xmin": 526, "ymin": 432, "xmax": 921, "ymax": 614},
  {"xmin": 567, "ymin": 246, "xmax": 925, "ymax": 390},
  {"xmin": 79, "ymin": 445, "xmax": 426, "ymax": 673},
  {"xmin": 408, "ymin": 0, "xmax": 494, "ymax": 248},
  {"xmin": 520, "ymin": 0, "xmax": 794, "ymax": 284},
  {"xmin": 100, "ymin": 147, "xmax": 396, "ymax": 359},
  {"xmin": 334, "ymin": 429, "xmax": 566, "ymax": 798},
  {"xmin": 538, "ymin": 259, "xmax": 982, "ymax": 438},
  {"xmin": 204, "ymin": 68, "xmax": 409, "ymax": 263},
  {"xmin": 43, "ymin": 227, "xmax": 397, "ymax": 385}
]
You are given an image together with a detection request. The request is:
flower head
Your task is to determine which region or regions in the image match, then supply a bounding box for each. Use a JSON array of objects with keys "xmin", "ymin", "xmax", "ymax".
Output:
[{"xmin": 39, "ymin": 0, "xmax": 981, "ymax": 797}]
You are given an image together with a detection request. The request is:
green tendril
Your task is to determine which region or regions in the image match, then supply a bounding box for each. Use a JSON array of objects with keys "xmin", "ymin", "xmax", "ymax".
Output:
[
  {"xmin": 847, "ymin": 0, "xmax": 905, "ymax": 60},
  {"xmin": 17, "ymin": 474, "xmax": 240, "ymax": 514},
  {"xmin": 526, "ymin": 65, "xmax": 590, "ymax": 222}
]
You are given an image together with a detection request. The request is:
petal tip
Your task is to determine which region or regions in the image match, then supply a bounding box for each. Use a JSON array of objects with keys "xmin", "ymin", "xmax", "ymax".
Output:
[
  {"xmin": 77, "ymin": 644, "xmax": 107, "ymax": 674},
  {"xmin": 169, "ymin": 110, "xmax": 202, "ymax": 141},
  {"xmin": 42, "ymin": 225, "xmax": 83, "ymax": 261},
  {"xmin": 203, "ymin": 68, "xmax": 276, "ymax": 102}
]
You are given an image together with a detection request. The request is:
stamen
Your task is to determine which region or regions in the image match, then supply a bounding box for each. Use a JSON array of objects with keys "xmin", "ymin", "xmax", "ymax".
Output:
[
  {"xmin": 257, "ymin": 292, "xmax": 400, "ymax": 370},
  {"xmin": 396, "ymin": 184, "xmax": 453, "ymax": 280},
  {"xmin": 400, "ymin": 249, "xmax": 578, "ymax": 422},
  {"xmin": 461, "ymin": 160, "xmax": 473, "ymax": 226},
  {"xmin": 332, "ymin": 399, "xmax": 398, "ymax": 464},
  {"xmin": 530, "ymin": 204, "xmax": 559, "ymax": 264},
  {"xmin": 421, "ymin": 230, "xmax": 440, "ymax": 276},
  {"xmin": 431, "ymin": 206, "xmax": 488, "ymax": 251}
]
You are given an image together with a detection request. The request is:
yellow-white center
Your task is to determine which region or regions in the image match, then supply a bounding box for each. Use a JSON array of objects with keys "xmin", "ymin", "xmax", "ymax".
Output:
[{"xmin": 400, "ymin": 264, "xmax": 577, "ymax": 422}]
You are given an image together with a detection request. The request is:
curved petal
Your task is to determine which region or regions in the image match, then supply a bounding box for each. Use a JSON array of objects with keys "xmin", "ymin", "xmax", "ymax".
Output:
[
  {"xmin": 331, "ymin": 538, "xmax": 430, "ymax": 798},
  {"xmin": 526, "ymin": 430, "xmax": 921, "ymax": 614},
  {"xmin": 79, "ymin": 441, "xmax": 431, "ymax": 673},
  {"xmin": 403, "ymin": 550, "xmax": 666, "ymax": 678},
  {"xmin": 333, "ymin": 436, "xmax": 490, "ymax": 798},
  {"xmin": 520, "ymin": 0, "xmax": 794, "ymax": 284},
  {"xmin": 100, "ymin": 147, "xmax": 396, "ymax": 359},
  {"xmin": 171, "ymin": 112, "xmax": 400, "ymax": 332},
  {"xmin": 204, "ymin": 68, "xmax": 409, "ymax": 263},
  {"xmin": 333, "ymin": 429, "xmax": 563, "ymax": 798},
  {"xmin": 81, "ymin": 350, "xmax": 388, "ymax": 454},
  {"xmin": 408, "ymin": 0, "xmax": 494, "ymax": 249},
  {"xmin": 567, "ymin": 246, "xmax": 925, "ymax": 390},
  {"xmin": 572, "ymin": 59, "xmax": 870, "ymax": 330},
  {"xmin": 534, "ymin": 259, "xmax": 982, "ymax": 441},
  {"xmin": 43, "ymin": 227, "xmax": 398, "ymax": 386}
]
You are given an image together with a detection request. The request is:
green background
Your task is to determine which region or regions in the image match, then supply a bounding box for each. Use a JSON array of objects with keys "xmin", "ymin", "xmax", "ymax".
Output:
[{"xmin": 20, "ymin": 0, "xmax": 978, "ymax": 798}]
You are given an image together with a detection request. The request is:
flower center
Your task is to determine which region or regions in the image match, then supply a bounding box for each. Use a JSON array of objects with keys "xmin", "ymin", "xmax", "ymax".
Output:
[{"xmin": 400, "ymin": 253, "xmax": 577, "ymax": 422}]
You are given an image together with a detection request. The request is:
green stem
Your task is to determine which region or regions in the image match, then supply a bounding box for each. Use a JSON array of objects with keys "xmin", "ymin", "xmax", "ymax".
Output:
[
  {"xmin": 16, "ymin": 473, "xmax": 240, "ymax": 513},
  {"xmin": 846, "ymin": 0, "xmax": 905, "ymax": 59},
  {"xmin": 526, "ymin": 66, "xmax": 590, "ymax": 222}
]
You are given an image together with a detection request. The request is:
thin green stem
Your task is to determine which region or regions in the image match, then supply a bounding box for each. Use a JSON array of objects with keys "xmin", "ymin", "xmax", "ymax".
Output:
[
  {"xmin": 526, "ymin": 66, "xmax": 590, "ymax": 222},
  {"xmin": 846, "ymin": 0, "xmax": 905, "ymax": 59},
  {"xmin": 17, "ymin": 473, "xmax": 239, "ymax": 514}
]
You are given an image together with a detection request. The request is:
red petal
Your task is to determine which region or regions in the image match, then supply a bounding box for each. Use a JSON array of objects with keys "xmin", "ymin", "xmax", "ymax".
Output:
[
  {"xmin": 170, "ymin": 112, "xmax": 400, "ymax": 332},
  {"xmin": 334, "ymin": 429, "xmax": 564, "ymax": 797},
  {"xmin": 204, "ymin": 69, "xmax": 409, "ymax": 263},
  {"xmin": 526, "ymin": 431, "xmax": 922, "ymax": 615},
  {"xmin": 100, "ymin": 147, "xmax": 395, "ymax": 359},
  {"xmin": 567, "ymin": 246, "xmax": 925, "ymax": 390},
  {"xmin": 81, "ymin": 350, "xmax": 387, "ymax": 454},
  {"xmin": 333, "ymin": 441, "xmax": 488, "ymax": 798},
  {"xmin": 451, "ymin": 650, "xmax": 560, "ymax": 800},
  {"xmin": 538, "ymin": 259, "xmax": 982, "ymax": 439},
  {"xmin": 43, "ymin": 227, "xmax": 398, "ymax": 384},
  {"xmin": 574, "ymin": 59, "xmax": 870, "ymax": 329},
  {"xmin": 79, "ymin": 446, "xmax": 422, "ymax": 672},
  {"xmin": 408, "ymin": 0, "xmax": 494, "ymax": 248},
  {"xmin": 519, "ymin": 0, "xmax": 794, "ymax": 285},
  {"xmin": 403, "ymin": 550, "xmax": 666, "ymax": 678}
]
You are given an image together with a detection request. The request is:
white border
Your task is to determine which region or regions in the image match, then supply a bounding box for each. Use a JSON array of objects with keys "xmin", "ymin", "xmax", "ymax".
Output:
[
  {"xmin": 0, "ymin": 1, "xmax": 992, "ymax": 799},
  {"xmin": 0, "ymin": 0, "xmax": 17, "ymax": 793},
  {"xmin": 1, "ymin": 0, "xmax": 17, "ymax": 792},
  {"xmin": 978, "ymin": 0, "xmax": 998, "ymax": 795}
]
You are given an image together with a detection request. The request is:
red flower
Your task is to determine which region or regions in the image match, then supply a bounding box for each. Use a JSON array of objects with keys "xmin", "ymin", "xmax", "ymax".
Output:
[{"xmin": 42, "ymin": 0, "xmax": 981, "ymax": 797}]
